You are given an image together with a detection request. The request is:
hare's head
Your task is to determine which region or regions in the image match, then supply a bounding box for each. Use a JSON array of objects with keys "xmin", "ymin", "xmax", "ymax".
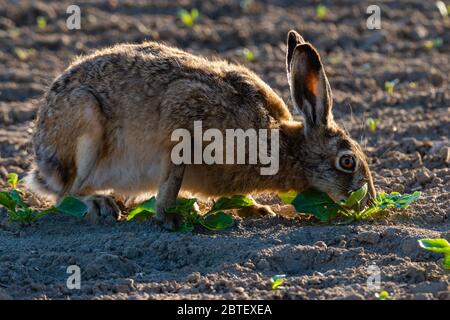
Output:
[{"xmin": 286, "ymin": 30, "xmax": 376, "ymax": 204}]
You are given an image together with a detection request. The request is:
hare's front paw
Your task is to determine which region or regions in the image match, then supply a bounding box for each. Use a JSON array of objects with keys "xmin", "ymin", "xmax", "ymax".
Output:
[
  {"xmin": 83, "ymin": 195, "xmax": 121, "ymax": 225},
  {"xmin": 237, "ymin": 204, "xmax": 277, "ymax": 218},
  {"xmin": 155, "ymin": 208, "xmax": 183, "ymax": 231}
]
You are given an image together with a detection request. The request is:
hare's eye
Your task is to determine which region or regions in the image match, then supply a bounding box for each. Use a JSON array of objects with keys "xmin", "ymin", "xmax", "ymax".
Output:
[{"xmin": 337, "ymin": 154, "xmax": 356, "ymax": 172}]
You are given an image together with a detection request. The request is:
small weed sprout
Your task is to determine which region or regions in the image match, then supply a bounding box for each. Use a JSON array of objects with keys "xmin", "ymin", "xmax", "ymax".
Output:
[
  {"xmin": 128, "ymin": 195, "xmax": 254, "ymax": 232},
  {"xmin": 241, "ymin": 48, "xmax": 255, "ymax": 62},
  {"xmin": 424, "ymin": 38, "xmax": 443, "ymax": 49},
  {"xmin": 14, "ymin": 48, "xmax": 36, "ymax": 61},
  {"xmin": 316, "ymin": 4, "xmax": 328, "ymax": 19},
  {"xmin": 280, "ymin": 184, "xmax": 420, "ymax": 224},
  {"xmin": 178, "ymin": 8, "xmax": 199, "ymax": 27},
  {"xmin": 375, "ymin": 290, "xmax": 394, "ymax": 300},
  {"xmin": 270, "ymin": 274, "xmax": 286, "ymax": 290},
  {"xmin": 36, "ymin": 16, "xmax": 47, "ymax": 29},
  {"xmin": 7, "ymin": 173, "xmax": 19, "ymax": 189},
  {"xmin": 384, "ymin": 79, "xmax": 399, "ymax": 94},
  {"xmin": 0, "ymin": 173, "xmax": 88, "ymax": 223},
  {"xmin": 366, "ymin": 118, "xmax": 380, "ymax": 133}
]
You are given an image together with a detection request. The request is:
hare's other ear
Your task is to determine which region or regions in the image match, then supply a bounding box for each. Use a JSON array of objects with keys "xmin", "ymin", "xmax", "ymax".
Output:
[
  {"xmin": 286, "ymin": 30, "xmax": 305, "ymax": 77},
  {"xmin": 289, "ymin": 43, "xmax": 333, "ymax": 133}
]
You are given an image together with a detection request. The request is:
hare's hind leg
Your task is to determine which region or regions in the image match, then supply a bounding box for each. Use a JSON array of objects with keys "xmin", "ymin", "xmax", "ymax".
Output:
[
  {"xmin": 29, "ymin": 88, "xmax": 121, "ymax": 223},
  {"xmin": 66, "ymin": 89, "xmax": 122, "ymax": 224}
]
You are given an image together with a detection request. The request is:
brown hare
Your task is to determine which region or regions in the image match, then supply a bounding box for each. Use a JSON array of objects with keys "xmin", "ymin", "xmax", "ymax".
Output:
[{"xmin": 27, "ymin": 30, "xmax": 376, "ymax": 229}]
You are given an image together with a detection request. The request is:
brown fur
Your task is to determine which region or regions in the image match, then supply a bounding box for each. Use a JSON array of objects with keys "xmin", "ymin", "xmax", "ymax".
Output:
[{"xmin": 27, "ymin": 32, "xmax": 375, "ymax": 229}]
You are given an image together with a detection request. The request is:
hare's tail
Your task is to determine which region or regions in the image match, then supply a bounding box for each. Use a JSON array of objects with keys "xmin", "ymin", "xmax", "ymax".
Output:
[{"xmin": 24, "ymin": 166, "xmax": 62, "ymax": 199}]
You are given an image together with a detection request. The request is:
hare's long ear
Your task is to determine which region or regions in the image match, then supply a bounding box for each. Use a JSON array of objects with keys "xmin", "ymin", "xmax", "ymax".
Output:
[
  {"xmin": 286, "ymin": 30, "xmax": 305, "ymax": 80},
  {"xmin": 289, "ymin": 43, "xmax": 333, "ymax": 133}
]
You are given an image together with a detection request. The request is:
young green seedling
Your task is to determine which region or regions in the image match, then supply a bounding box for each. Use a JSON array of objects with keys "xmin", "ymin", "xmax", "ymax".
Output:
[
  {"xmin": 241, "ymin": 48, "xmax": 254, "ymax": 62},
  {"xmin": 178, "ymin": 8, "xmax": 199, "ymax": 27},
  {"xmin": 366, "ymin": 118, "xmax": 380, "ymax": 133},
  {"xmin": 14, "ymin": 48, "xmax": 36, "ymax": 61},
  {"xmin": 384, "ymin": 79, "xmax": 399, "ymax": 94},
  {"xmin": 316, "ymin": 4, "xmax": 328, "ymax": 19},
  {"xmin": 270, "ymin": 274, "xmax": 286, "ymax": 290},
  {"xmin": 127, "ymin": 195, "xmax": 253, "ymax": 232},
  {"xmin": 7, "ymin": 173, "xmax": 19, "ymax": 189},
  {"xmin": 279, "ymin": 184, "xmax": 420, "ymax": 224},
  {"xmin": 424, "ymin": 38, "xmax": 443, "ymax": 50},
  {"xmin": 0, "ymin": 173, "xmax": 87, "ymax": 223},
  {"xmin": 36, "ymin": 16, "xmax": 47, "ymax": 29},
  {"xmin": 375, "ymin": 290, "xmax": 394, "ymax": 300},
  {"xmin": 418, "ymin": 238, "xmax": 450, "ymax": 270}
]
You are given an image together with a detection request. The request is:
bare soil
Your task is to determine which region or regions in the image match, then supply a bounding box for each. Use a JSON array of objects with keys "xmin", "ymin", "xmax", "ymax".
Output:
[{"xmin": 0, "ymin": 0, "xmax": 449, "ymax": 300}]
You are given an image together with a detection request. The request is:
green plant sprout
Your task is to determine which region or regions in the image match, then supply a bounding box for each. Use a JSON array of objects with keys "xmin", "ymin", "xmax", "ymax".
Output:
[
  {"xmin": 36, "ymin": 16, "xmax": 47, "ymax": 29},
  {"xmin": 384, "ymin": 79, "xmax": 399, "ymax": 94},
  {"xmin": 270, "ymin": 274, "xmax": 286, "ymax": 290},
  {"xmin": 7, "ymin": 173, "xmax": 18, "ymax": 189},
  {"xmin": 0, "ymin": 173, "xmax": 88, "ymax": 223},
  {"xmin": 375, "ymin": 290, "xmax": 394, "ymax": 300},
  {"xmin": 424, "ymin": 38, "xmax": 443, "ymax": 50},
  {"xmin": 128, "ymin": 195, "xmax": 254, "ymax": 232},
  {"xmin": 242, "ymin": 48, "xmax": 254, "ymax": 62},
  {"xmin": 418, "ymin": 238, "xmax": 450, "ymax": 270},
  {"xmin": 316, "ymin": 4, "xmax": 328, "ymax": 19},
  {"xmin": 366, "ymin": 118, "xmax": 380, "ymax": 133},
  {"xmin": 14, "ymin": 48, "xmax": 36, "ymax": 61},
  {"xmin": 279, "ymin": 184, "xmax": 420, "ymax": 224},
  {"xmin": 178, "ymin": 8, "xmax": 199, "ymax": 27}
]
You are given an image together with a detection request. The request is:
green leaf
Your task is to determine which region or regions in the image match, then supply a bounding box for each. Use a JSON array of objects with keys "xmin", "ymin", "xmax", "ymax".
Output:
[
  {"xmin": 343, "ymin": 183, "xmax": 367, "ymax": 208},
  {"xmin": 178, "ymin": 8, "xmax": 198, "ymax": 27},
  {"xmin": 376, "ymin": 191, "xmax": 420, "ymax": 209},
  {"xmin": 366, "ymin": 118, "xmax": 379, "ymax": 133},
  {"xmin": 316, "ymin": 4, "xmax": 327, "ymax": 19},
  {"xmin": 292, "ymin": 189, "xmax": 340, "ymax": 222},
  {"xmin": 36, "ymin": 16, "xmax": 47, "ymax": 29},
  {"xmin": 14, "ymin": 207, "xmax": 34, "ymax": 222},
  {"xmin": 176, "ymin": 222, "xmax": 195, "ymax": 233},
  {"xmin": 127, "ymin": 196, "xmax": 156, "ymax": 221},
  {"xmin": 0, "ymin": 191, "xmax": 17, "ymax": 212},
  {"xmin": 208, "ymin": 195, "xmax": 253, "ymax": 215},
  {"xmin": 444, "ymin": 254, "xmax": 450, "ymax": 270},
  {"xmin": 358, "ymin": 206, "xmax": 382, "ymax": 219},
  {"xmin": 418, "ymin": 239, "xmax": 450, "ymax": 254},
  {"xmin": 9, "ymin": 189, "xmax": 26, "ymax": 208},
  {"xmin": 242, "ymin": 48, "xmax": 254, "ymax": 62},
  {"xmin": 7, "ymin": 173, "xmax": 19, "ymax": 189},
  {"xmin": 376, "ymin": 290, "xmax": 390, "ymax": 300},
  {"xmin": 200, "ymin": 211, "xmax": 234, "ymax": 231},
  {"xmin": 278, "ymin": 190, "xmax": 297, "ymax": 204},
  {"xmin": 270, "ymin": 274, "xmax": 286, "ymax": 290},
  {"xmin": 190, "ymin": 8, "xmax": 199, "ymax": 20},
  {"xmin": 166, "ymin": 198, "xmax": 198, "ymax": 215},
  {"xmin": 54, "ymin": 196, "xmax": 88, "ymax": 218}
]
